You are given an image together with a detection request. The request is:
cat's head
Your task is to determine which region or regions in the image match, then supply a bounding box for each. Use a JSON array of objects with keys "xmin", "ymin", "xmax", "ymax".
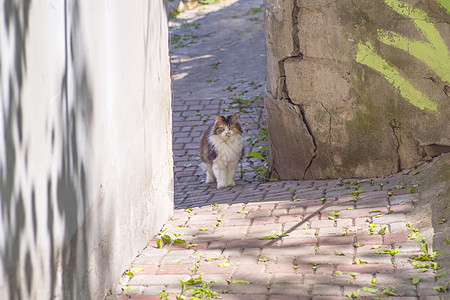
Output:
[{"xmin": 213, "ymin": 113, "xmax": 242, "ymax": 138}]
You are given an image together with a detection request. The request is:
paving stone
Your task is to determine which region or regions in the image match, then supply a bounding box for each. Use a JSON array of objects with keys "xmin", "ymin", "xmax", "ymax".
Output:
[
  {"xmin": 272, "ymin": 273, "xmax": 304, "ymax": 284},
  {"xmin": 268, "ymin": 284, "xmax": 310, "ymax": 296},
  {"xmin": 311, "ymin": 284, "xmax": 342, "ymax": 296}
]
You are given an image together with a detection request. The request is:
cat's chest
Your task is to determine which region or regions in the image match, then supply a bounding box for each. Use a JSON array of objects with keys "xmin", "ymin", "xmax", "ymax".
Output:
[{"xmin": 210, "ymin": 136, "xmax": 243, "ymax": 162}]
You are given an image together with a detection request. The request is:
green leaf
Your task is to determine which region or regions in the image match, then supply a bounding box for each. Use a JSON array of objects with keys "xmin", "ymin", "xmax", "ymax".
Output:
[
  {"xmin": 122, "ymin": 286, "xmax": 138, "ymax": 291},
  {"xmin": 346, "ymin": 289, "xmax": 360, "ymax": 298},
  {"xmin": 433, "ymin": 283, "xmax": 449, "ymax": 293},
  {"xmin": 293, "ymin": 265, "xmax": 299, "ymax": 269},
  {"xmin": 171, "ymin": 259, "xmax": 183, "ymax": 263},
  {"xmin": 346, "ymin": 207, "xmax": 354, "ymax": 210},
  {"xmin": 320, "ymin": 197, "xmax": 327, "ymax": 203},
  {"xmin": 408, "ymin": 227, "xmax": 421, "ymax": 240},
  {"xmin": 309, "ymin": 263, "xmax": 319, "ymax": 271},
  {"xmin": 377, "ymin": 248, "xmax": 399, "ymax": 256},
  {"xmin": 408, "ymin": 188, "xmax": 415, "ymax": 194},
  {"xmin": 353, "ymin": 242, "xmax": 360, "ymax": 248},
  {"xmin": 378, "ymin": 226, "xmax": 387, "ymax": 234},
  {"xmin": 409, "ymin": 276, "xmax": 421, "ymax": 285},
  {"xmin": 236, "ymin": 210, "xmax": 249, "ymax": 214},
  {"xmin": 417, "ymin": 268, "xmax": 428, "ymax": 272},
  {"xmin": 219, "ymin": 261, "xmax": 230, "ymax": 268},
  {"xmin": 347, "ymin": 272, "xmax": 360, "ymax": 277},
  {"xmin": 387, "ymin": 191, "xmax": 393, "ymax": 197},
  {"xmin": 386, "ymin": 210, "xmax": 394, "ymax": 214},
  {"xmin": 395, "ymin": 185, "xmax": 406, "ymax": 189},
  {"xmin": 173, "ymin": 238, "xmax": 186, "ymax": 244},
  {"xmin": 381, "ymin": 286, "xmax": 400, "ymax": 296},
  {"xmin": 232, "ymin": 280, "xmax": 251, "ymax": 284},
  {"xmin": 362, "ymin": 287, "xmax": 378, "ymax": 293},
  {"xmin": 156, "ymin": 239, "xmax": 162, "ymax": 248},
  {"xmin": 355, "ymin": 259, "xmax": 368, "ymax": 265},
  {"xmin": 258, "ymin": 257, "xmax": 270, "ymax": 262},
  {"xmin": 411, "ymin": 261, "xmax": 430, "ymax": 268},
  {"xmin": 412, "ymin": 171, "xmax": 419, "ymax": 175},
  {"xmin": 421, "ymin": 241, "xmax": 428, "ymax": 254},
  {"xmin": 183, "ymin": 275, "xmax": 204, "ymax": 285},
  {"xmin": 369, "ymin": 209, "xmax": 381, "ymax": 213},
  {"xmin": 434, "ymin": 271, "xmax": 447, "ymax": 278},
  {"xmin": 130, "ymin": 267, "xmax": 144, "ymax": 274},
  {"xmin": 200, "ymin": 227, "xmax": 208, "ymax": 231},
  {"xmin": 430, "ymin": 262, "xmax": 442, "ymax": 270},
  {"xmin": 372, "ymin": 245, "xmax": 382, "ymax": 249},
  {"xmin": 445, "ymin": 237, "xmax": 450, "ymax": 244},
  {"xmin": 439, "ymin": 217, "xmax": 447, "ymax": 224},
  {"xmin": 370, "ymin": 277, "xmax": 377, "ymax": 286},
  {"xmin": 161, "ymin": 235, "xmax": 171, "ymax": 244},
  {"xmin": 335, "ymin": 251, "xmax": 345, "ymax": 256},
  {"xmin": 186, "ymin": 244, "xmax": 198, "ymax": 249},
  {"xmin": 258, "ymin": 235, "xmax": 277, "ymax": 240},
  {"xmin": 247, "ymin": 152, "xmax": 265, "ymax": 160},
  {"xmin": 334, "ymin": 270, "xmax": 343, "ymax": 275},
  {"xmin": 329, "ymin": 211, "xmax": 340, "ymax": 216}
]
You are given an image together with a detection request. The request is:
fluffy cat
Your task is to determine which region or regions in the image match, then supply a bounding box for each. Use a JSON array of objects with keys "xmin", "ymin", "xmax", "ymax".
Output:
[{"xmin": 200, "ymin": 113, "xmax": 244, "ymax": 189}]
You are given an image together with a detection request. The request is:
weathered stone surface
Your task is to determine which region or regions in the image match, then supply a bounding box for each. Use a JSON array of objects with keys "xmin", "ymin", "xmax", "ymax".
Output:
[
  {"xmin": 265, "ymin": 0, "xmax": 450, "ymax": 179},
  {"xmin": 265, "ymin": 0, "xmax": 298, "ymax": 60},
  {"xmin": 265, "ymin": 94, "xmax": 315, "ymax": 179}
]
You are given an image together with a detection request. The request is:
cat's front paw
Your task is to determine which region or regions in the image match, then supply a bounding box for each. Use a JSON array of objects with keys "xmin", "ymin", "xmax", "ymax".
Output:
[
  {"xmin": 206, "ymin": 177, "xmax": 216, "ymax": 184},
  {"xmin": 227, "ymin": 180, "xmax": 235, "ymax": 187},
  {"xmin": 217, "ymin": 182, "xmax": 227, "ymax": 189}
]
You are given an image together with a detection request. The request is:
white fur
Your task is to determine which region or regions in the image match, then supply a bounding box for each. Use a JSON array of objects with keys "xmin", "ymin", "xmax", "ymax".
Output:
[{"xmin": 208, "ymin": 130, "xmax": 243, "ymax": 189}]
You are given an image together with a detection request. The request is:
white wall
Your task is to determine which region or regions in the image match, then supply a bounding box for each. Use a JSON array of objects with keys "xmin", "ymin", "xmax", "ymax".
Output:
[{"xmin": 0, "ymin": 0, "xmax": 173, "ymax": 299}]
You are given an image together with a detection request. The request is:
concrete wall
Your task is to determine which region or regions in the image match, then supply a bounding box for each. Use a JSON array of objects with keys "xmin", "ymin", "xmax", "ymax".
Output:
[
  {"xmin": 265, "ymin": 0, "xmax": 450, "ymax": 180},
  {"xmin": 0, "ymin": 1, "xmax": 173, "ymax": 299}
]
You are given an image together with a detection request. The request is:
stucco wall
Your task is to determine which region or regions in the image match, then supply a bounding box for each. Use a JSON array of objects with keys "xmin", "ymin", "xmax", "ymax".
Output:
[
  {"xmin": 0, "ymin": 1, "xmax": 173, "ymax": 299},
  {"xmin": 265, "ymin": 0, "xmax": 450, "ymax": 180}
]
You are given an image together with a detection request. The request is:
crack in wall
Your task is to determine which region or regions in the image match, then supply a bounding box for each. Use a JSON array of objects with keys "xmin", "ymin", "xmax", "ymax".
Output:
[
  {"xmin": 268, "ymin": 1, "xmax": 319, "ymax": 179},
  {"xmin": 389, "ymin": 119, "xmax": 402, "ymax": 173},
  {"xmin": 291, "ymin": 1, "xmax": 301, "ymax": 57},
  {"xmin": 276, "ymin": 57, "xmax": 318, "ymax": 179}
]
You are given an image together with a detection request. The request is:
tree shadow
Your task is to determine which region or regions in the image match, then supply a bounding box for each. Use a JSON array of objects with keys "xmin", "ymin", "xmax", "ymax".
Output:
[{"xmin": 0, "ymin": 0, "xmax": 109, "ymax": 299}]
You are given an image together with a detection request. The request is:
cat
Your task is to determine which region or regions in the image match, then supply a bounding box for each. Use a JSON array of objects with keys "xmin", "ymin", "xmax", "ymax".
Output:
[{"xmin": 200, "ymin": 113, "xmax": 244, "ymax": 189}]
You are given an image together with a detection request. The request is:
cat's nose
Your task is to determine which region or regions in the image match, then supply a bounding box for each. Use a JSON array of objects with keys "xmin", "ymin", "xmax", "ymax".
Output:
[{"xmin": 225, "ymin": 131, "xmax": 231, "ymax": 136}]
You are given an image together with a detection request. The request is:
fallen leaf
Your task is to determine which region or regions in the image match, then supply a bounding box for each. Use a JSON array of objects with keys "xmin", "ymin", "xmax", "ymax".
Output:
[
  {"xmin": 409, "ymin": 276, "xmax": 421, "ymax": 285},
  {"xmin": 355, "ymin": 259, "xmax": 368, "ymax": 265},
  {"xmin": 219, "ymin": 260, "xmax": 230, "ymax": 268},
  {"xmin": 232, "ymin": 280, "xmax": 251, "ymax": 284},
  {"xmin": 171, "ymin": 259, "xmax": 183, "ymax": 263},
  {"xmin": 362, "ymin": 287, "xmax": 378, "ymax": 293}
]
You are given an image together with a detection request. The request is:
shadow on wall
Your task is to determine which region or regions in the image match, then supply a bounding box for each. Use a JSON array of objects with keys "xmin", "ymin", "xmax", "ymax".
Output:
[{"xmin": 0, "ymin": 0, "xmax": 109, "ymax": 299}]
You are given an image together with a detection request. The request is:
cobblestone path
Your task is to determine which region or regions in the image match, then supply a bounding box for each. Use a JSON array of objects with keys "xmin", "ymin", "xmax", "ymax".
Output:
[{"xmin": 108, "ymin": 1, "xmax": 449, "ymax": 299}]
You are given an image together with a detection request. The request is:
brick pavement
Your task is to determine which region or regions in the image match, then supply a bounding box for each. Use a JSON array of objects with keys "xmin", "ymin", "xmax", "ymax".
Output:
[
  {"xmin": 108, "ymin": 178, "xmax": 448, "ymax": 299},
  {"xmin": 106, "ymin": 0, "xmax": 449, "ymax": 299}
]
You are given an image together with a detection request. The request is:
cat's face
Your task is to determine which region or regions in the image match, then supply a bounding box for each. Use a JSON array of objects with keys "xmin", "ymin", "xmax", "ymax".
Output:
[{"xmin": 213, "ymin": 113, "xmax": 242, "ymax": 139}]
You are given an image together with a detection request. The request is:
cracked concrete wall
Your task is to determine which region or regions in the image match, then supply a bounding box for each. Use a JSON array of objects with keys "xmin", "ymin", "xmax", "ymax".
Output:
[
  {"xmin": 265, "ymin": 0, "xmax": 450, "ymax": 179},
  {"xmin": 0, "ymin": 1, "xmax": 173, "ymax": 299}
]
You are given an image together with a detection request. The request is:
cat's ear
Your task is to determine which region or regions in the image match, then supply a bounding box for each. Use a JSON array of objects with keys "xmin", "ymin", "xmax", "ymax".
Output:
[
  {"xmin": 215, "ymin": 114, "xmax": 222, "ymax": 122},
  {"xmin": 231, "ymin": 112, "xmax": 239, "ymax": 122}
]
